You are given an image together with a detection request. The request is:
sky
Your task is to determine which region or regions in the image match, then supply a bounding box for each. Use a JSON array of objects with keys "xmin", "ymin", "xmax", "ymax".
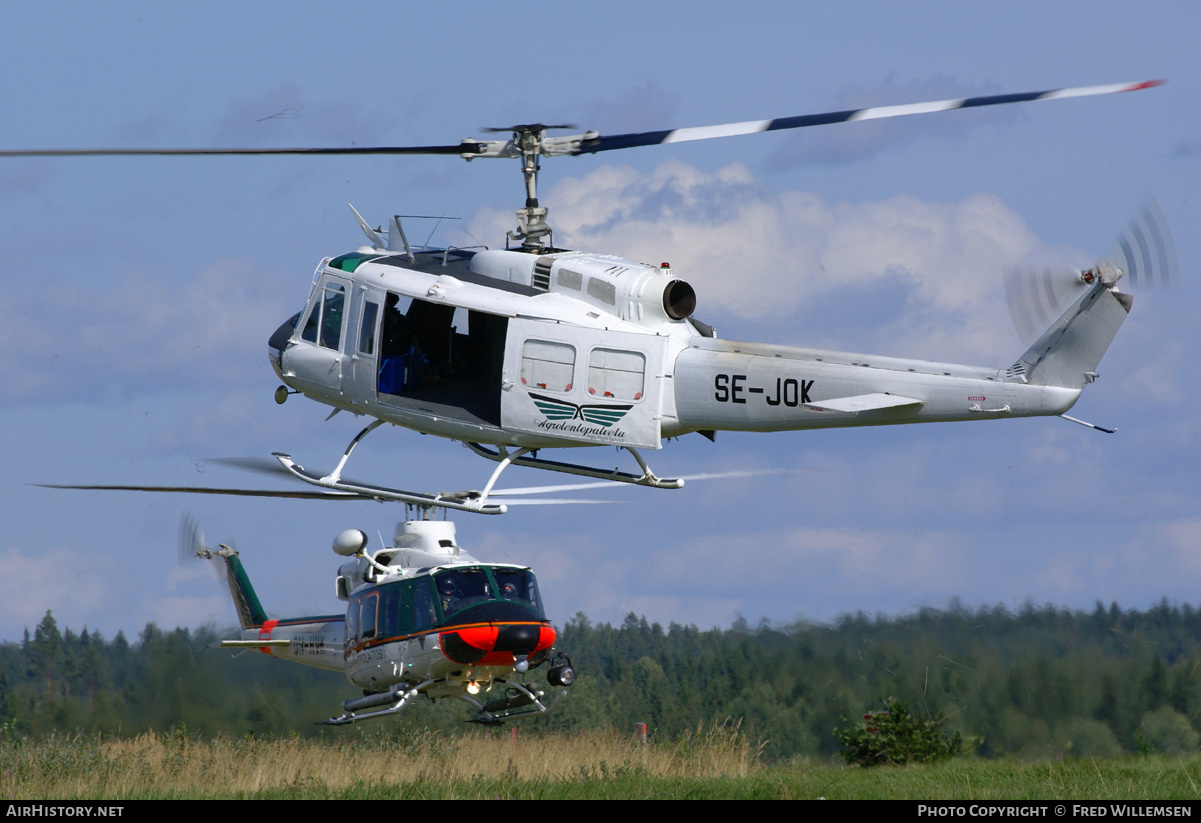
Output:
[{"xmin": 1, "ymin": 1, "xmax": 1198, "ymax": 641}]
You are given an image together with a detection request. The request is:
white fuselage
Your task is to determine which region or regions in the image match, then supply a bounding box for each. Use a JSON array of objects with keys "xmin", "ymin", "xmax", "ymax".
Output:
[{"xmin": 270, "ymin": 246, "xmax": 1123, "ymax": 453}]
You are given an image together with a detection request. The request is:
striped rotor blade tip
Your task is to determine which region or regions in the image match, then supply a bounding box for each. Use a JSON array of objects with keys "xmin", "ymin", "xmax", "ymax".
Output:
[{"xmin": 578, "ymin": 80, "xmax": 1165, "ymax": 155}]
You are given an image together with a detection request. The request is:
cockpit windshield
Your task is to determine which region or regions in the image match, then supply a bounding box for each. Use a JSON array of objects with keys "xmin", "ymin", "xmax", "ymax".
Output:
[
  {"xmin": 430, "ymin": 565, "xmax": 545, "ymax": 621},
  {"xmin": 434, "ymin": 567, "xmax": 492, "ymax": 616},
  {"xmin": 492, "ymin": 567, "xmax": 541, "ymax": 612}
]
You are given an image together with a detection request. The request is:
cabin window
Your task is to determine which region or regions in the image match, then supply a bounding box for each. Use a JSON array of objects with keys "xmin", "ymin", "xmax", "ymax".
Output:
[
  {"xmin": 520, "ymin": 340, "xmax": 575, "ymax": 393},
  {"xmin": 358, "ymin": 299, "xmax": 379, "ymax": 355},
  {"xmin": 557, "ymin": 268, "xmax": 582, "ymax": 291},
  {"xmin": 327, "ymin": 251, "xmax": 380, "ymax": 273},
  {"xmin": 359, "ymin": 593, "xmax": 378, "ymax": 641},
  {"xmin": 412, "ymin": 578, "xmax": 438, "ymax": 632},
  {"xmin": 492, "ymin": 567, "xmax": 542, "ymax": 612},
  {"xmin": 378, "ymin": 582, "xmax": 405, "ymax": 637},
  {"xmin": 319, "ymin": 283, "xmax": 346, "ymax": 349},
  {"xmin": 346, "ymin": 598, "xmax": 359, "ymax": 642},
  {"xmin": 587, "ymin": 348, "xmax": 645, "ymax": 401},
  {"xmin": 586, "ymin": 277, "xmax": 616, "ymax": 305},
  {"xmin": 301, "ymin": 280, "xmax": 347, "ymax": 350}
]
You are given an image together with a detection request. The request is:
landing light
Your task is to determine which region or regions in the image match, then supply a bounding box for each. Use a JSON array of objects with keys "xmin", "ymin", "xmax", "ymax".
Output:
[{"xmin": 467, "ymin": 680, "xmax": 481, "ymax": 695}]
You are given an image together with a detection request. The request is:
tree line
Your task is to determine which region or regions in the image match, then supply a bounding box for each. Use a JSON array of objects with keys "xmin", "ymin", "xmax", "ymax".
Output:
[{"xmin": 3, "ymin": 599, "xmax": 1201, "ymax": 760}]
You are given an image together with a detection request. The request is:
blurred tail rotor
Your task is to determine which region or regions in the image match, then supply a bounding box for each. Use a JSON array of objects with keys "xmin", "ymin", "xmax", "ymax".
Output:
[
  {"xmin": 1005, "ymin": 199, "xmax": 1178, "ymax": 344},
  {"xmin": 180, "ymin": 513, "xmax": 225, "ymax": 581},
  {"xmin": 1108, "ymin": 198, "xmax": 1178, "ymax": 290}
]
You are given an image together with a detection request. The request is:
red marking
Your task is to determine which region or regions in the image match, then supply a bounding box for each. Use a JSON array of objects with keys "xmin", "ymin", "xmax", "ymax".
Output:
[
  {"xmin": 1125, "ymin": 80, "xmax": 1165, "ymax": 91},
  {"xmin": 453, "ymin": 625, "xmax": 499, "ymax": 651},
  {"xmin": 257, "ymin": 619, "xmax": 279, "ymax": 656},
  {"xmin": 565, "ymin": 383, "xmax": 572, "ymax": 390},
  {"xmin": 538, "ymin": 382, "xmax": 547, "ymax": 388},
  {"xmin": 634, "ymin": 392, "xmax": 642, "ymax": 400},
  {"xmin": 521, "ymin": 377, "xmax": 527, "ymax": 384},
  {"xmin": 440, "ymin": 623, "xmax": 556, "ymax": 667},
  {"xmin": 604, "ymin": 391, "xmax": 613, "ymax": 397},
  {"xmin": 588, "ymin": 388, "xmax": 595, "ymax": 394}
]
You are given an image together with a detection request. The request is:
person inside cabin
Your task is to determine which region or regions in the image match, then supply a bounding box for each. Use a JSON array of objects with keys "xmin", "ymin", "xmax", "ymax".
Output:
[
  {"xmin": 437, "ymin": 574, "xmax": 463, "ymax": 616},
  {"xmin": 408, "ymin": 300, "xmax": 456, "ymax": 383},
  {"xmin": 381, "ymin": 293, "xmax": 409, "ymax": 358}
]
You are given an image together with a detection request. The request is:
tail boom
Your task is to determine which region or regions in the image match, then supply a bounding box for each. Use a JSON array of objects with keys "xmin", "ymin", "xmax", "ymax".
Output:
[{"xmin": 668, "ymin": 282, "xmax": 1130, "ymax": 435}]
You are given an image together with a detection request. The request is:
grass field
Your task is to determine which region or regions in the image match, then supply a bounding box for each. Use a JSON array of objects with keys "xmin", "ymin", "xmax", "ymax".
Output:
[{"xmin": 3, "ymin": 724, "xmax": 1200, "ymax": 800}]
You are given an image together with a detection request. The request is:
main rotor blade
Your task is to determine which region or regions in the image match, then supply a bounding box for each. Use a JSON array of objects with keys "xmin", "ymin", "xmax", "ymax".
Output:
[
  {"xmin": 2, "ymin": 81, "xmax": 1161, "ymax": 162},
  {"xmin": 575, "ymin": 80, "xmax": 1164, "ymax": 155},
  {"xmin": 0, "ymin": 143, "xmax": 485, "ymax": 158},
  {"xmin": 35, "ymin": 482, "xmax": 363, "ymax": 500},
  {"xmin": 204, "ymin": 456, "xmax": 294, "ymax": 478}
]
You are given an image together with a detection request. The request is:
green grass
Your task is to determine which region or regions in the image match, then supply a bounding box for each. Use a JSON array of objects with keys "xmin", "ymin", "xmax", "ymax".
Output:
[{"xmin": 4, "ymin": 728, "xmax": 1201, "ymax": 800}]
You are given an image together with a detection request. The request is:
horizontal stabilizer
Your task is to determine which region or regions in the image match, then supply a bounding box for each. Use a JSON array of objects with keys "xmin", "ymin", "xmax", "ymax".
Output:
[
  {"xmin": 804, "ymin": 393, "xmax": 923, "ymax": 413},
  {"xmin": 221, "ymin": 639, "xmax": 291, "ymax": 648}
]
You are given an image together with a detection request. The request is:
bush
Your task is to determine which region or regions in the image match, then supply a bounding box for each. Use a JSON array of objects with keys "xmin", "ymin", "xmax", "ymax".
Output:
[
  {"xmin": 1140, "ymin": 708, "xmax": 1200, "ymax": 755},
  {"xmin": 834, "ymin": 699, "xmax": 962, "ymax": 767}
]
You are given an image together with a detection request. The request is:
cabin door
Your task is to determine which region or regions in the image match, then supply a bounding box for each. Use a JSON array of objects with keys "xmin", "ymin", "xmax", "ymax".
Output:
[
  {"xmin": 282, "ymin": 273, "xmax": 351, "ymax": 399},
  {"xmin": 347, "ymin": 282, "xmax": 385, "ymax": 407},
  {"xmin": 500, "ymin": 319, "xmax": 665, "ymax": 449}
]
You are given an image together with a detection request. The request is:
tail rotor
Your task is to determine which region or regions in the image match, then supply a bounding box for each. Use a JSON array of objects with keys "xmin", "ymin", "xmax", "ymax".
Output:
[
  {"xmin": 1005, "ymin": 199, "xmax": 1178, "ymax": 343},
  {"xmin": 179, "ymin": 513, "xmax": 227, "ymax": 581}
]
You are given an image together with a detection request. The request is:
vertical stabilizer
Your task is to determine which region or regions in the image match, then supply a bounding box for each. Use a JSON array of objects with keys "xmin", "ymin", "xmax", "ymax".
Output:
[
  {"xmin": 219, "ymin": 548, "xmax": 269, "ymax": 629},
  {"xmin": 1017, "ymin": 282, "xmax": 1133, "ymax": 389}
]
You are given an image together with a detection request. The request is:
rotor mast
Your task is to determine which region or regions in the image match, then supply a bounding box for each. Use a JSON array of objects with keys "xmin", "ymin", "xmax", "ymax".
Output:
[
  {"xmin": 466, "ymin": 123, "xmax": 597, "ymax": 253},
  {"xmin": 511, "ymin": 126, "xmax": 550, "ymax": 252}
]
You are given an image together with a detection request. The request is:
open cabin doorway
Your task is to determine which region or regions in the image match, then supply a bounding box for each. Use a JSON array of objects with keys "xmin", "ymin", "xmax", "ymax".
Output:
[{"xmin": 374, "ymin": 291, "xmax": 507, "ymax": 427}]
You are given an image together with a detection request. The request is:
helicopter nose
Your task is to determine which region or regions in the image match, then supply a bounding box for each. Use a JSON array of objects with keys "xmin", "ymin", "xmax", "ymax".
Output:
[
  {"xmin": 267, "ymin": 311, "xmax": 301, "ymax": 378},
  {"xmin": 440, "ymin": 624, "xmax": 556, "ymax": 666}
]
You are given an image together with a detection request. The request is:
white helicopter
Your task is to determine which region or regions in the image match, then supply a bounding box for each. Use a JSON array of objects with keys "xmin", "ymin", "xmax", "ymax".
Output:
[
  {"xmin": 185, "ymin": 512, "xmax": 575, "ymax": 726},
  {"xmin": 8, "ymin": 80, "xmax": 1175, "ymax": 514}
]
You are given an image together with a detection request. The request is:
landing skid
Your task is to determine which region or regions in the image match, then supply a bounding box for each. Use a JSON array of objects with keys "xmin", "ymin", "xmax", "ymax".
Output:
[
  {"xmin": 464, "ymin": 443, "xmax": 684, "ymax": 490},
  {"xmin": 275, "ymin": 416, "xmax": 682, "ymax": 514},
  {"xmin": 319, "ymin": 679, "xmax": 432, "ymax": 726},
  {"xmin": 273, "ymin": 453, "xmax": 508, "ymax": 515},
  {"xmin": 319, "ymin": 678, "xmax": 565, "ymax": 726},
  {"xmin": 464, "ymin": 682, "xmax": 567, "ymax": 725}
]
